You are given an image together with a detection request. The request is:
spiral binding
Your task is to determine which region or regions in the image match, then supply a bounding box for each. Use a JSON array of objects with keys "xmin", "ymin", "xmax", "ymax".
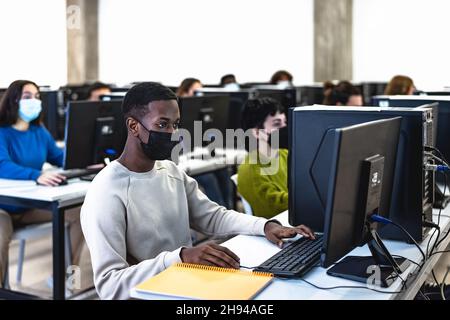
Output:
[{"xmin": 175, "ymin": 263, "xmax": 273, "ymax": 278}]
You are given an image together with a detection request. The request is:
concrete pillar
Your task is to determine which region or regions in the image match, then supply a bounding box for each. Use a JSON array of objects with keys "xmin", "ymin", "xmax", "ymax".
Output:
[
  {"xmin": 66, "ymin": 0, "xmax": 99, "ymax": 85},
  {"xmin": 314, "ymin": 0, "xmax": 353, "ymax": 82}
]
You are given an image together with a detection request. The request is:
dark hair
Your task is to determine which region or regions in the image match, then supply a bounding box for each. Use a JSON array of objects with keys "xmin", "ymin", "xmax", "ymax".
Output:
[
  {"xmin": 270, "ymin": 70, "xmax": 293, "ymax": 84},
  {"xmin": 122, "ymin": 82, "xmax": 178, "ymax": 120},
  {"xmin": 323, "ymin": 81, "xmax": 361, "ymax": 105},
  {"xmin": 87, "ymin": 81, "xmax": 111, "ymax": 98},
  {"xmin": 241, "ymin": 97, "xmax": 285, "ymax": 130},
  {"xmin": 385, "ymin": 75, "xmax": 414, "ymax": 95},
  {"xmin": 220, "ymin": 74, "xmax": 236, "ymax": 86},
  {"xmin": 176, "ymin": 78, "xmax": 201, "ymax": 97},
  {"xmin": 0, "ymin": 80, "xmax": 42, "ymax": 126}
]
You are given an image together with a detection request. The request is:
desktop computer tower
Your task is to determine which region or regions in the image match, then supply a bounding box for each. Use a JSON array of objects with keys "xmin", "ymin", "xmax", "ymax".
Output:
[{"xmin": 289, "ymin": 106, "xmax": 435, "ymax": 242}]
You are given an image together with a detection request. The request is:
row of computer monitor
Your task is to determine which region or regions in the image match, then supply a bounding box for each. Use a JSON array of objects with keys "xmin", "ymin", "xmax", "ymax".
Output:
[
  {"xmin": 58, "ymin": 93, "xmax": 450, "ymax": 287},
  {"xmin": 17, "ymin": 81, "xmax": 399, "ymax": 142}
]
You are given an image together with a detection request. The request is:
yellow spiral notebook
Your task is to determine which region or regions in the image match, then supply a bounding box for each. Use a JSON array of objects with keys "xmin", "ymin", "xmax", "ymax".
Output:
[{"xmin": 134, "ymin": 263, "xmax": 273, "ymax": 300}]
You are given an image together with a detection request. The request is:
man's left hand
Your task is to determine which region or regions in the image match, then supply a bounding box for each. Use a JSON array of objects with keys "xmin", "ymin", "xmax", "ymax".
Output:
[{"xmin": 264, "ymin": 221, "xmax": 315, "ymax": 248}]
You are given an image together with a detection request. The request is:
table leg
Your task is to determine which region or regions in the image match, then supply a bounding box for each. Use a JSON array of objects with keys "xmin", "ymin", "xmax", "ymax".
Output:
[{"xmin": 52, "ymin": 205, "xmax": 65, "ymax": 300}]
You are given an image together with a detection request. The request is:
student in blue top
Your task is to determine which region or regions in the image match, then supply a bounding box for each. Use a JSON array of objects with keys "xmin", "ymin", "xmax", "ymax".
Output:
[{"xmin": 0, "ymin": 80, "xmax": 85, "ymax": 286}]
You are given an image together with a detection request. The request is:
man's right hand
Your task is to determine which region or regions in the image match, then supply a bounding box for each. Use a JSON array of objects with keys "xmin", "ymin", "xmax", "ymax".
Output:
[
  {"xmin": 36, "ymin": 172, "xmax": 66, "ymax": 186},
  {"xmin": 180, "ymin": 242, "xmax": 240, "ymax": 269}
]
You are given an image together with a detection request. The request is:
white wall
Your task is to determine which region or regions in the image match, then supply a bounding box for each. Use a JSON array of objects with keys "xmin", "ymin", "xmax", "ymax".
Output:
[
  {"xmin": 353, "ymin": 0, "xmax": 450, "ymax": 89},
  {"xmin": 0, "ymin": 0, "xmax": 67, "ymax": 88},
  {"xmin": 99, "ymin": 0, "xmax": 313, "ymax": 86}
]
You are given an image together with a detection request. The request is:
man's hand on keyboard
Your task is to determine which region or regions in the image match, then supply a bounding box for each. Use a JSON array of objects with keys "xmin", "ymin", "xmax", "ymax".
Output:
[{"xmin": 264, "ymin": 222, "xmax": 315, "ymax": 248}]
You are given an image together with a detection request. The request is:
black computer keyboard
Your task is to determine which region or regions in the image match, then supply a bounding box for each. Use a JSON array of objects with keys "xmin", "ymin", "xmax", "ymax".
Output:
[{"xmin": 253, "ymin": 234, "xmax": 323, "ymax": 277}]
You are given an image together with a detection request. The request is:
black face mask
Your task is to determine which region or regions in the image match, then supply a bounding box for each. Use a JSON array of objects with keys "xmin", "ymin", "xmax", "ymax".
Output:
[
  {"xmin": 137, "ymin": 120, "xmax": 180, "ymax": 161},
  {"xmin": 268, "ymin": 126, "xmax": 289, "ymax": 150}
]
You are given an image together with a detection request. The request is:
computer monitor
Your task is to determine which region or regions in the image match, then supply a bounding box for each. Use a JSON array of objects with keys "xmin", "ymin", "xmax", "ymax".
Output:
[
  {"xmin": 40, "ymin": 89, "xmax": 65, "ymax": 140},
  {"xmin": 320, "ymin": 117, "xmax": 410, "ymax": 287},
  {"xmin": 422, "ymin": 91, "xmax": 450, "ymax": 96},
  {"xmin": 297, "ymin": 85, "xmax": 325, "ymax": 105},
  {"xmin": 289, "ymin": 105, "xmax": 435, "ymax": 242},
  {"xmin": 178, "ymin": 96, "xmax": 229, "ymax": 152},
  {"xmin": 240, "ymin": 82, "xmax": 272, "ymax": 89},
  {"xmin": 361, "ymin": 81, "xmax": 387, "ymax": 105},
  {"xmin": 255, "ymin": 87, "xmax": 297, "ymax": 110},
  {"xmin": 100, "ymin": 93, "xmax": 126, "ymax": 101},
  {"xmin": 195, "ymin": 87, "xmax": 257, "ymax": 130},
  {"xmin": 64, "ymin": 100, "xmax": 126, "ymax": 169},
  {"xmin": 60, "ymin": 84, "xmax": 91, "ymax": 103}
]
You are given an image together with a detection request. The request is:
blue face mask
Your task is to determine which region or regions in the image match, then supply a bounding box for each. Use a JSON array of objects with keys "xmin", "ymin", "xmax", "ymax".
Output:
[{"xmin": 18, "ymin": 99, "xmax": 42, "ymax": 123}]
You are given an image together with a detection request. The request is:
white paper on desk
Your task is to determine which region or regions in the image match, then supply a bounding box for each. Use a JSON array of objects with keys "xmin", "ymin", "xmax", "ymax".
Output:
[{"xmin": 0, "ymin": 179, "xmax": 89, "ymax": 201}]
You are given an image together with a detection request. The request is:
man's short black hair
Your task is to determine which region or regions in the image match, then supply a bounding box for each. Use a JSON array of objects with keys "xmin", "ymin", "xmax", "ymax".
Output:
[
  {"xmin": 241, "ymin": 97, "xmax": 285, "ymax": 130},
  {"xmin": 122, "ymin": 82, "xmax": 178, "ymax": 119}
]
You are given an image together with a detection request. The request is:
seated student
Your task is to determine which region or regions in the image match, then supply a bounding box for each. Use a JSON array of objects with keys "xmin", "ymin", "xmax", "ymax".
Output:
[
  {"xmin": 80, "ymin": 82, "xmax": 315, "ymax": 299},
  {"xmin": 220, "ymin": 74, "xmax": 240, "ymax": 90},
  {"xmin": 176, "ymin": 78, "xmax": 231, "ymax": 208},
  {"xmin": 0, "ymin": 80, "xmax": 85, "ymax": 286},
  {"xmin": 385, "ymin": 75, "xmax": 416, "ymax": 95},
  {"xmin": 322, "ymin": 81, "xmax": 363, "ymax": 106},
  {"xmin": 270, "ymin": 70, "xmax": 293, "ymax": 87},
  {"xmin": 237, "ymin": 98, "xmax": 288, "ymax": 219},
  {"xmin": 176, "ymin": 78, "xmax": 203, "ymax": 97},
  {"xmin": 87, "ymin": 81, "xmax": 112, "ymax": 101}
]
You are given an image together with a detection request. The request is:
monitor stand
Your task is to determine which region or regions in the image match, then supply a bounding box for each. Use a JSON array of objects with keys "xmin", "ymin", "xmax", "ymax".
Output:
[{"xmin": 326, "ymin": 228, "xmax": 410, "ymax": 288}]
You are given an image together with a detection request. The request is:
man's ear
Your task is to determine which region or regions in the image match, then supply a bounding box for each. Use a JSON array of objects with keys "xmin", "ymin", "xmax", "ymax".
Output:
[{"xmin": 126, "ymin": 117, "xmax": 140, "ymax": 137}]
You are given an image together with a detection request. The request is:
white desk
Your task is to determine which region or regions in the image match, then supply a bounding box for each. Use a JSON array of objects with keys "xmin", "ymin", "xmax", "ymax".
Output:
[
  {"xmin": 131, "ymin": 207, "xmax": 450, "ymax": 300},
  {"xmin": 0, "ymin": 178, "xmax": 90, "ymax": 300}
]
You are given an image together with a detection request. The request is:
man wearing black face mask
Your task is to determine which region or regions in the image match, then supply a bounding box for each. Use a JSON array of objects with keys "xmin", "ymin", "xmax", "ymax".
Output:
[
  {"xmin": 80, "ymin": 82, "xmax": 314, "ymax": 300},
  {"xmin": 238, "ymin": 98, "xmax": 290, "ymax": 219}
]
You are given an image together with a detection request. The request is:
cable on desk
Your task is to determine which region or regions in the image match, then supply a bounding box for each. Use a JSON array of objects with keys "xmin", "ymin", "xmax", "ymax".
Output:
[
  {"xmin": 440, "ymin": 268, "xmax": 450, "ymax": 300},
  {"xmin": 239, "ymin": 265, "xmax": 257, "ymax": 270},
  {"xmin": 297, "ymin": 278, "xmax": 403, "ymax": 294},
  {"xmin": 432, "ymin": 213, "xmax": 450, "ymax": 218},
  {"xmin": 418, "ymin": 289, "xmax": 430, "ymax": 300},
  {"xmin": 392, "ymin": 255, "xmax": 421, "ymax": 268},
  {"xmin": 429, "ymin": 249, "xmax": 450, "ymax": 257},
  {"xmin": 370, "ymin": 215, "xmax": 426, "ymax": 266},
  {"xmin": 426, "ymin": 171, "xmax": 446, "ymax": 258},
  {"xmin": 435, "ymin": 225, "xmax": 450, "ymax": 250},
  {"xmin": 432, "ymin": 270, "xmax": 440, "ymax": 288}
]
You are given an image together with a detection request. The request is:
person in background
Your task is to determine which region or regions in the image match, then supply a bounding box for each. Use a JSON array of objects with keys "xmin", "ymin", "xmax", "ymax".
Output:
[
  {"xmin": 322, "ymin": 80, "xmax": 363, "ymax": 106},
  {"xmin": 87, "ymin": 82, "xmax": 112, "ymax": 101},
  {"xmin": 385, "ymin": 75, "xmax": 416, "ymax": 95},
  {"xmin": 0, "ymin": 80, "xmax": 85, "ymax": 286},
  {"xmin": 270, "ymin": 70, "xmax": 293, "ymax": 87},
  {"xmin": 176, "ymin": 78, "xmax": 202, "ymax": 97},
  {"xmin": 176, "ymin": 78, "xmax": 231, "ymax": 208},
  {"xmin": 237, "ymin": 97, "xmax": 288, "ymax": 218},
  {"xmin": 220, "ymin": 74, "xmax": 237, "ymax": 86},
  {"xmin": 80, "ymin": 82, "xmax": 315, "ymax": 299}
]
